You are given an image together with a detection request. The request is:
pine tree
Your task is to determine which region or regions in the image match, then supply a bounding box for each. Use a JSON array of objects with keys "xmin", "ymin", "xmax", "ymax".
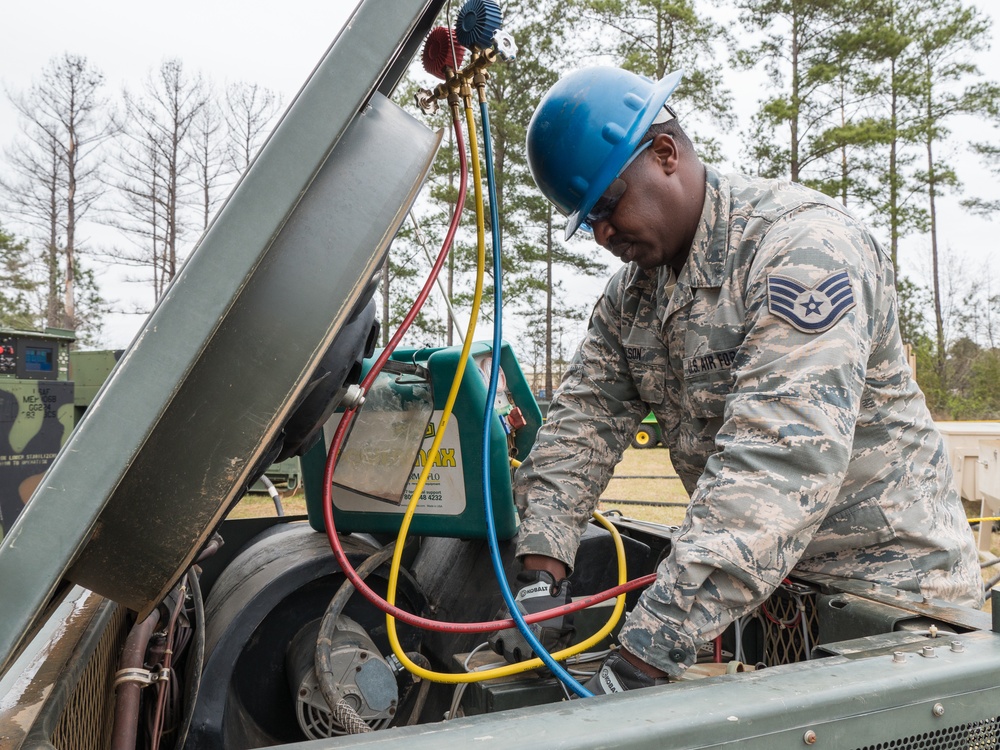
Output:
[
  {"xmin": 580, "ymin": 0, "xmax": 734, "ymax": 157},
  {"xmin": 736, "ymin": 0, "xmax": 858, "ymax": 182},
  {"xmin": 908, "ymin": 0, "xmax": 1000, "ymax": 387},
  {"xmin": 0, "ymin": 223, "xmax": 38, "ymax": 330}
]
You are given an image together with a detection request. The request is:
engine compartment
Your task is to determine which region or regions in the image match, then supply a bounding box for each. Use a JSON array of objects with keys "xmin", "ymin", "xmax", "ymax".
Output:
[{"xmin": 142, "ymin": 510, "xmax": 986, "ymax": 749}]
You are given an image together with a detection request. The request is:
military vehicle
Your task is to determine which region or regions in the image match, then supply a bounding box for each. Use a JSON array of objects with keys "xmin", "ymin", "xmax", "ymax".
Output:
[{"xmin": 2, "ymin": 2, "xmax": 1000, "ymax": 749}]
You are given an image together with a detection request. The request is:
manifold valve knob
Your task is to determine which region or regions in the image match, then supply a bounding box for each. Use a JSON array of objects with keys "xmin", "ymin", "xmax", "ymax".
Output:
[
  {"xmin": 492, "ymin": 30, "xmax": 517, "ymax": 61},
  {"xmin": 414, "ymin": 89, "xmax": 440, "ymax": 115}
]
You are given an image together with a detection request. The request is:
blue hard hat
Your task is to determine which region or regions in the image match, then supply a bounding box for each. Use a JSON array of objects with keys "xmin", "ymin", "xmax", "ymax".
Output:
[{"xmin": 526, "ymin": 67, "xmax": 683, "ymax": 240}]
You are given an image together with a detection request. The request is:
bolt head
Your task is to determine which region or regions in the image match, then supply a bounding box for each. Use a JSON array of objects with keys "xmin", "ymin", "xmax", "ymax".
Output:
[
  {"xmin": 803, "ymin": 729, "xmax": 818, "ymax": 745},
  {"xmin": 933, "ymin": 703, "xmax": 945, "ymax": 717}
]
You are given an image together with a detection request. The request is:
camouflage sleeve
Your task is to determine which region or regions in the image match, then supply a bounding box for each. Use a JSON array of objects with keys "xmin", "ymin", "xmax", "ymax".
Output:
[
  {"xmin": 513, "ymin": 271, "xmax": 651, "ymax": 572},
  {"xmin": 619, "ymin": 204, "xmax": 882, "ymax": 676}
]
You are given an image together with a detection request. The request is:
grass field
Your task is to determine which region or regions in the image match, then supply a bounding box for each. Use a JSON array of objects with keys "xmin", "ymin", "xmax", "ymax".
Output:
[
  {"xmin": 229, "ymin": 489, "xmax": 307, "ymax": 518},
  {"xmin": 231, "ymin": 446, "xmax": 689, "ymax": 522},
  {"xmin": 231, "ymin": 445, "xmax": 1000, "ymax": 583},
  {"xmin": 598, "ymin": 446, "xmax": 689, "ymax": 526}
]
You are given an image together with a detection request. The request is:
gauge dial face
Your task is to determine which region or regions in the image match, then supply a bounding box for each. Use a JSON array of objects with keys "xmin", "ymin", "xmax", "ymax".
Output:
[{"xmin": 479, "ymin": 357, "xmax": 506, "ymax": 385}]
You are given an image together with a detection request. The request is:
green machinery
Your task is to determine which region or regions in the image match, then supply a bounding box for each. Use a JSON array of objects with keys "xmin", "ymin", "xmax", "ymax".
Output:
[
  {"xmin": 306, "ymin": 341, "xmax": 542, "ymax": 539},
  {"xmin": 2, "ymin": 3, "xmax": 1000, "ymax": 750},
  {"xmin": 0, "ymin": 327, "xmax": 75, "ymax": 537},
  {"xmin": 633, "ymin": 412, "xmax": 663, "ymax": 448}
]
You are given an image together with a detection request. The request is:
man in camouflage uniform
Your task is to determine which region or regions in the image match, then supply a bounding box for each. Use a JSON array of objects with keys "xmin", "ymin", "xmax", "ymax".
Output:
[{"xmin": 498, "ymin": 67, "xmax": 983, "ymax": 694}]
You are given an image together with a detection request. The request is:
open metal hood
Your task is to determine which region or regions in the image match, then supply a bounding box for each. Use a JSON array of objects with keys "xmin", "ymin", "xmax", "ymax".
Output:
[{"xmin": 0, "ymin": 0, "xmax": 447, "ymax": 677}]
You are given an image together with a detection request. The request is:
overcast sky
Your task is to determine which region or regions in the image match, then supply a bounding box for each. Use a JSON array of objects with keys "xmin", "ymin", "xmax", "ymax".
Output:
[{"xmin": 1, "ymin": 1, "xmax": 999, "ymax": 349}]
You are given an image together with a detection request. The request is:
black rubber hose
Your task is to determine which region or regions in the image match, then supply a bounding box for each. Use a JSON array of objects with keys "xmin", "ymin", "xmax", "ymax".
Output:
[
  {"xmin": 403, "ymin": 652, "xmax": 432, "ymax": 726},
  {"xmin": 315, "ymin": 541, "xmax": 397, "ymax": 723},
  {"xmin": 173, "ymin": 569, "xmax": 205, "ymax": 750}
]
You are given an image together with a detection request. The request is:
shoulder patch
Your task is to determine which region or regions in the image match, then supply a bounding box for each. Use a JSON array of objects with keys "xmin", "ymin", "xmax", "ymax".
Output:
[{"xmin": 766, "ymin": 269, "xmax": 855, "ymax": 333}]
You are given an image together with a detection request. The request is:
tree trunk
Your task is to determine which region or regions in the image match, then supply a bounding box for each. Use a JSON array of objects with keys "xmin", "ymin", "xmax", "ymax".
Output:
[
  {"xmin": 63, "ymin": 123, "xmax": 77, "ymax": 329},
  {"xmin": 889, "ymin": 59, "xmax": 900, "ymax": 274},
  {"xmin": 47, "ymin": 148, "xmax": 60, "ymax": 328},
  {"xmin": 925, "ymin": 73, "xmax": 946, "ymax": 387},
  {"xmin": 790, "ymin": 4, "xmax": 801, "ymax": 183},
  {"xmin": 544, "ymin": 208, "xmax": 554, "ymax": 399}
]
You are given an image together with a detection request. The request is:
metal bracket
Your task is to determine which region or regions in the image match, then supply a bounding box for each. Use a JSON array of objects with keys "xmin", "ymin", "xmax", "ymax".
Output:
[
  {"xmin": 113, "ymin": 666, "xmax": 171, "ymax": 689},
  {"xmin": 341, "ymin": 384, "xmax": 366, "ymax": 410}
]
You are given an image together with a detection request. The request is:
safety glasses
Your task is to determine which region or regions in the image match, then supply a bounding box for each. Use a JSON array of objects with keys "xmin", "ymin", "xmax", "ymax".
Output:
[
  {"xmin": 584, "ymin": 139, "xmax": 654, "ymax": 226},
  {"xmin": 581, "ymin": 104, "xmax": 676, "ymax": 231},
  {"xmin": 585, "ymin": 179, "xmax": 628, "ymax": 224}
]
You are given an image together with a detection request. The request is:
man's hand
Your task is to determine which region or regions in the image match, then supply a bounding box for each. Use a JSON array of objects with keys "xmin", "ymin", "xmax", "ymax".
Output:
[{"xmin": 488, "ymin": 569, "xmax": 574, "ymax": 663}]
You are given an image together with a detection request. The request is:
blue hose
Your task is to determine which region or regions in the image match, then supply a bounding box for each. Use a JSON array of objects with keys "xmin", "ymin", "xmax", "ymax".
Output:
[{"xmin": 478, "ymin": 98, "xmax": 592, "ymax": 699}]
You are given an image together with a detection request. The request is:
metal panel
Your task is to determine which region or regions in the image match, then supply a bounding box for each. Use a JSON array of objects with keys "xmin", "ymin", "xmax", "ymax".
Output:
[
  {"xmin": 66, "ymin": 91, "xmax": 441, "ymax": 611},
  {"xmin": 0, "ymin": 0, "xmax": 444, "ymax": 677},
  {"xmin": 268, "ymin": 631, "xmax": 1000, "ymax": 749},
  {"xmin": 0, "ymin": 588, "xmax": 108, "ymax": 747}
]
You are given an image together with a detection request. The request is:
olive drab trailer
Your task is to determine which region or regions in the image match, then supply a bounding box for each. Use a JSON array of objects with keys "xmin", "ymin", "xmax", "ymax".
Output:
[
  {"xmin": 2, "ymin": 2, "xmax": 1000, "ymax": 749},
  {"xmin": 0, "ymin": 327, "xmax": 75, "ymax": 538}
]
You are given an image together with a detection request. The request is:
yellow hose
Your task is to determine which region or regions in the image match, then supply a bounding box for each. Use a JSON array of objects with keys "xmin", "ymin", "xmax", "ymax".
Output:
[
  {"xmin": 393, "ymin": 511, "xmax": 628, "ymax": 684},
  {"xmin": 383, "ymin": 99, "xmax": 486, "ymax": 675},
  {"xmin": 382, "ymin": 101, "xmax": 627, "ymax": 684},
  {"xmin": 969, "ymin": 517, "xmax": 1000, "ymax": 524}
]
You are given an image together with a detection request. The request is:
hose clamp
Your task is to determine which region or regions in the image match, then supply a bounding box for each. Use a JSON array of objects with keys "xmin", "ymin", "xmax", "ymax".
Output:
[{"xmin": 114, "ymin": 666, "xmax": 171, "ymax": 689}]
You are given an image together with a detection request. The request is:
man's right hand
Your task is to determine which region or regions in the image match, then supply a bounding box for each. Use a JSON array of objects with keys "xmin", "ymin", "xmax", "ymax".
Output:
[{"xmin": 488, "ymin": 569, "xmax": 574, "ymax": 663}]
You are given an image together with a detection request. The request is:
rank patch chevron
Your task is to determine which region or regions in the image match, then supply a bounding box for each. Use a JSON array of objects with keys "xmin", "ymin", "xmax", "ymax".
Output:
[{"xmin": 766, "ymin": 269, "xmax": 856, "ymax": 333}]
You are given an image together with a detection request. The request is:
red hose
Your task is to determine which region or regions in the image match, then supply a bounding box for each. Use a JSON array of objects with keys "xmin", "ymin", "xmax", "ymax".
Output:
[{"xmin": 321, "ymin": 112, "xmax": 656, "ymax": 634}]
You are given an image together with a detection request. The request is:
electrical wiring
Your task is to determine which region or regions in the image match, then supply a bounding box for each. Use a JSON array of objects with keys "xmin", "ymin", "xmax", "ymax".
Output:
[
  {"xmin": 149, "ymin": 577, "xmax": 189, "ymax": 750},
  {"xmin": 797, "ymin": 594, "xmax": 811, "ymax": 660},
  {"xmin": 760, "ymin": 601, "xmax": 801, "ymax": 629},
  {"xmin": 174, "ymin": 569, "xmax": 205, "ymax": 750},
  {"xmin": 447, "ymin": 642, "xmax": 501, "ymax": 721},
  {"xmin": 565, "ymin": 648, "xmax": 613, "ymax": 677},
  {"xmin": 463, "ymin": 640, "xmax": 497, "ymax": 671},
  {"xmin": 733, "ymin": 616, "xmax": 744, "ymax": 664}
]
